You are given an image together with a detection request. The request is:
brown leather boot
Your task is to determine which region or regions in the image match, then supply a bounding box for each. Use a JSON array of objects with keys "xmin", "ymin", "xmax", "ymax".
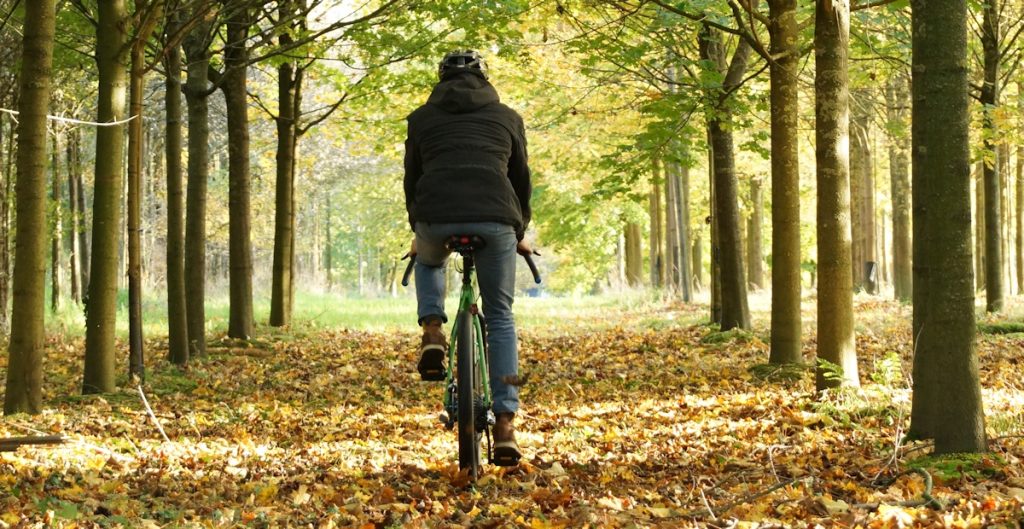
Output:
[
  {"xmin": 492, "ymin": 412, "xmax": 522, "ymax": 466},
  {"xmin": 417, "ymin": 317, "xmax": 447, "ymax": 381}
]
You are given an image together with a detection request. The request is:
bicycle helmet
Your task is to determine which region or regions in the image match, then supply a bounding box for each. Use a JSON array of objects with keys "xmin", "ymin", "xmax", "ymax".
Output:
[{"xmin": 438, "ymin": 50, "xmax": 488, "ymax": 80}]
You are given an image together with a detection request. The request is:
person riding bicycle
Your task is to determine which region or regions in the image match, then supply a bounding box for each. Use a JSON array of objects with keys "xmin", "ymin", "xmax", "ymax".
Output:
[{"xmin": 404, "ymin": 50, "xmax": 532, "ymax": 466}]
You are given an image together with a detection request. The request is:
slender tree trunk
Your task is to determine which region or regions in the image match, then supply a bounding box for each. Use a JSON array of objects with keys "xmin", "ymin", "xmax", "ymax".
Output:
[
  {"xmin": 981, "ymin": 0, "xmax": 1003, "ymax": 312},
  {"xmin": 887, "ymin": 72, "xmax": 912, "ymax": 301},
  {"xmin": 649, "ymin": 163, "xmax": 664, "ymax": 288},
  {"xmin": 664, "ymin": 157, "xmax": 681, "ymax": 291},
  {"xmin": 50, "ymin": 133, "xmax": 62, "ymax": 312},
  {"xmin": 183, "ymin": 22, "xmax": 211, "ymax": 359},
  {"xmin": 767, "ymin": 0, "xmax": 801, "ymax": 363},
  {"xmin": 83, "ymin": 0, "xmax": 129, "ymax": 395},
  {"xmin": 324, "ymin": 193, "xmax": 333, "ymax": 289},
  {"xmin": 1017, "ymin": 141, "xmax": 1023, "ymax": 294},
  {"xmin": 0, "ymin": 110, "xmax": 9, "ymax": 334},
  {"xmin": 4, "ymin": 0, "xmax": 56, "ymax": 414},
  {"xmin": 747, "ymin": 178, "xmax": 764, "ymax": 290},
  {"xmin": 815, "ymin": 0, "xmax": 858, "ymax": 390},
  {"xmin": 223, "ymin": 6, "xmax": 254, "ymax": 339},
  {"xmin": 676, "ymin": 153, "xmax": 692, "ymax": 301},
  {"xmin": 67, "ymin": 135, "xmax": 82, "ymax": 303},
  {"xmin": 270, "ymin": 2, "xmax": 302, "ymax": 326},
  {"xmin": 700, "ymin": 24, "xmax": 750, "ymax": 330},
  {"xmin": 975, "ymin": 162, "xmax": 985, "ymax": 291},
  {"xmin": 909, "ymin": 0, "xmax": 987, "ymax": 454},
  {"xmin": 692, "ymin": 233, "xmax": 703, "ymax": 291},
  {"xmin": 850, "ymin": 91, "xmax": 876, "ymax": 294},
  {"xmin": 1000, "ymin": 142, "xmax": 1011, "ymax": 293},
  {"xmin": 165, "ymin": 26, "xmax": 188, "ymax": 366},
  {"xmin": 625, "ymin": 221, "xmax": 643, "ymax": 286},
  {"xmin": 74, "ymin": 130, "xmax": 89, "ymax": 294},
  {"xmin": 126, "ymin": 0, "xmax": 159, "ymax": 381}
]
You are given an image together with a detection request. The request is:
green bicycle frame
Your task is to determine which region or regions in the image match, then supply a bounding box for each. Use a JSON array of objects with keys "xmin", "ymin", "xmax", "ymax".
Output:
[{"xmin": 444, "ymin": 261, "xmax": 492, "ymax": 414}]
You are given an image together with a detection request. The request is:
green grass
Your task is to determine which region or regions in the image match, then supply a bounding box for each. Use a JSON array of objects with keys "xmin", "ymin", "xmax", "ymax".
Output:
[{"xmin": 44, "ymin": 287, "xmax": 697, "ymax": 340}]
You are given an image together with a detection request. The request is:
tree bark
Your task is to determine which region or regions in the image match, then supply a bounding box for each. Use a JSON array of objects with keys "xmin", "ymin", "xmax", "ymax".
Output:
[
  {"xmin": 975, "ymin": 162, "xmax": 985, "ymax": 291},
  {"xmin": 270, "ymin": 1, "xmax": 302, "ymax": 327},
  {"xmin": 165, "ymin": 22, "xmax": 188, "ymax": 366},
  {"xmin": 67, "ymin": 134, "xmax": 82, "ymax": 304},
  {"xmin": 74, "ymin": 130, "xmax": 89, "ymax": 295},
  {"xmin": 4, "ymin": 0, "xmax": 56, "ymax": 414},
  {"xmin": 83, "ymin": 0, "xmax": 129, "ymax": 395},
  {"xmin": 223, "ymin": 6, "xmax": 254, "ymax": 340},
  {"xmin": 183, "ymin": 16, "xmax": 212, "ymax": 359},
  {"xmin": 0, "ymin": 109, "xmax": 9, "ymax": 334},
  {"xmin": 625, "ymin": 221, "xmax": 643, "ymax": 286},
  {"xmin": 50, "ymin": 133, "xmax": 62, "ymax": 312},
  {"xmin": 649, "ymin": 163, "xmax": 664, "ymax": 288},
  {"xmin": 981, "ymin": 0, "xmax": 1003, "ymax": 312},
  {"xmin": 768, "ymin": 0, "xmax": 802, "ymax": 364},
  {"xmin": 1017, "ymin": 142, "xmax": 1023, "ymax": 294},
  {"xmin": 747, "ymin": 178, "xmax": 764, "ymax": 290},
  {"xmin": 850, "ymin": 90, "xmax": 876, "ymax": 294},
  {"xmin": 699, "ymin": 23, "xmax": 751, "ymax": 331},
  {"xmin": 126, "ymin": 0, "xmax": 158, "ymax": 381},
  {"xmin": 814, "ymin": 0, "xmax": 858, "ymax": 390},
  {"xmin": 664, "ymin": 157, "xmax": 681, "ymax": 291},
  {"xmin": 887, "ymin": 72, "xmax": 912, "ymax": 301},
  {"xmin": 909, "ymin": 0, "xmax": 987, "ymax": 454}
]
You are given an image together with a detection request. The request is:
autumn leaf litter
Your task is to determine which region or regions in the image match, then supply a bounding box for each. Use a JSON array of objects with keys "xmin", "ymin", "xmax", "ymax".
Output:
[{"xmin": 2, "ymin": 298, "xmax": 1024, "ymax": 528}]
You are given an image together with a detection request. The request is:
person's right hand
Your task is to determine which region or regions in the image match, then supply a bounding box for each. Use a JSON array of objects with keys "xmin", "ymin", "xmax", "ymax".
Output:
[{"xmin": 516, "ymin": 240, "xmax": 538, "ymax": 256}]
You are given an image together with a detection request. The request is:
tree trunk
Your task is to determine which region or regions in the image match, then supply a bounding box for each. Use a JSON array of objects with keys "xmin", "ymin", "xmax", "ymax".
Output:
[
  {"xmin": 699, "ymin": 24, "xmax": 750, "ymax": 330},
  {"xmin": 1000, "ymin": 142, "xmax": 1011, "ymax": 293},
  {"xmin": 975, "ymin": 162, "xmax": 985, "ymax": 291},
  {"xmin": 50, "ymin": 133, "xmax": 62, "ymax": 312},
  {"xmin": 663, "ymin": 157, "xmax": 681, "ymax": 291},
  {"xmin": 0, "ymin": 109, "xmax": 9, "ymax": 334},
  {"xmin": 126, "ymin": 0, "xmax": 159, "ymax": 381},
  {"xmin": 649, "ymin": 163, "xmax": 664, "ymax": 288},
  {"xmin": 981, "ymin": 0, "xmax": 1003, "ymax": 312},
  {"xmin": 183, "ymin": 18, "xmax": 212, "ymax": 358},
  {"xmin": 67, "ymin": 134, "xmax": 82, "ymax": 304},
  {"xmin": 625, "ymin": 221, "xmax": 643, "ymax": 286},
  {"xmin": 83, "ymin": 0, "xmax": 129, "ymax": 395},
  {"xmin": 165, "ymin": 24, "xmax": 188, "ymax": 366},
  {"xmin": 1017, "ymin": 141, "xmax": 1023, "ymax": 294},
  {"xmin": 747, "ymin": 178, "xmax": 764, "ymax": 290},
  {"xmin": 850, "ymin": 90, "xmax": 876, "ymax": 294},
  {"xmin": 676, "ymin": 153, "xmax": 692, "ymax": 301},
  {"xmin": 4, "ymin": 0, "xmax": 56, "ymax": 414},
  {"xmin": 814, "ymin": 0, "xmax": 858, "ymax": 390},
  {"xmin": 692, "ymin": 233, "xmax": 703, "ymax": 291},
  {"xmin": 887, "ymin": 72, "xmax": 912, "ymax": 301},
  {"xmin": 769, "ymin": 0, "xmax": 802, "ymax": 365},
  {"xmin": 223, "ymin": 6, "xmax": 254, "ymax": 339},
  {"xmin": 909, "ymin": 0, "xmax": 987, "ymax": 454},
  {"xmin": 74, "ymin": 130, "xmax": 89, "ymax": 295},
  {"xmin": 271, "ymin": 2, "xmax": 302, "ymax": 327}
]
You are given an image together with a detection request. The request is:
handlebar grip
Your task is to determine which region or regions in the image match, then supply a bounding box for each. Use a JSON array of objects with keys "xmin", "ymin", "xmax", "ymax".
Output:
[
  {"xmin": 401, "ymin": 253, "xmax": 415, "ymax": 287},
  {"xmin": 523, "ymin": 253, "xmax": 541, "ymax": 284}
]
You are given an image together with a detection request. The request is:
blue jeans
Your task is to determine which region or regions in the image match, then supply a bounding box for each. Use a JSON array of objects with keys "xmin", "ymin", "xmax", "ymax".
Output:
[{"xmin": 414, "ymin": 222, "xmax": 519, "ymax": 414}]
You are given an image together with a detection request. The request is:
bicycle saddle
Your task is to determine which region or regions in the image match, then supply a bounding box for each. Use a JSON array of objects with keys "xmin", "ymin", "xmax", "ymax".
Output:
[{"xmin": 445, "ymin": 234, "xmax": 487, "ymax": 254}]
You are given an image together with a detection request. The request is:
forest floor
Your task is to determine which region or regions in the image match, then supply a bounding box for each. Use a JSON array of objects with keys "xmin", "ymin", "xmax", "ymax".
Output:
[{"xmin": 2, "ymin": 294, "xmax": 1024, "ymax": 528}]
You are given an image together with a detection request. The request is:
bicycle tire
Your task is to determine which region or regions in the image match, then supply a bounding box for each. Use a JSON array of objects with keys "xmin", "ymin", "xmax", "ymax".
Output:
[{"xmin": 456, "ymin": 311, "xmax": 480, "ymax": 479}]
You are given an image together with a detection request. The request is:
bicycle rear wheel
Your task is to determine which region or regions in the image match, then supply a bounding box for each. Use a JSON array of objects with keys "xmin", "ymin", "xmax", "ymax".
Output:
[{"xmin": 456, "ymin": 311, "xmax": 481, "ymax": 479}]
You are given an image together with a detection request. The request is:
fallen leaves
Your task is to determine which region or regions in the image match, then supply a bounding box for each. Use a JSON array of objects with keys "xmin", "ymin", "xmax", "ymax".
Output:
[{"xmin": 1, "ymin": 298, "xmax": 1023, "ymax": 527}]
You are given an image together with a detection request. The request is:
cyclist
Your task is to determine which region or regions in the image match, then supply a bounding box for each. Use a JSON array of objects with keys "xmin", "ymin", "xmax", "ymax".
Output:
[{"xmin": 404, "ymin": 50, "xmax": 532, "ymax": 466}]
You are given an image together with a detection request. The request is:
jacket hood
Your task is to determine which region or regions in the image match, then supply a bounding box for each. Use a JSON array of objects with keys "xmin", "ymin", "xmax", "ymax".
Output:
[{"xmin": 427, "ymin": 71, "xmax": 500, "ymax": 114}]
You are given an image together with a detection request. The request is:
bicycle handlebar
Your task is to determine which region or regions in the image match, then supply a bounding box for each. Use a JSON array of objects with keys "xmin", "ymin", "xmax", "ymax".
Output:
[{"xmin": 400, "ymin": 250, "xmax": 542, "ymax": 287}]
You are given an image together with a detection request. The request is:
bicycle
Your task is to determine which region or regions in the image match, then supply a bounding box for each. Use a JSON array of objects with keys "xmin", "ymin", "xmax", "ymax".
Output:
[{"xmin": 402, "ymin": 234, "xmax": 541, "ymax": 480}]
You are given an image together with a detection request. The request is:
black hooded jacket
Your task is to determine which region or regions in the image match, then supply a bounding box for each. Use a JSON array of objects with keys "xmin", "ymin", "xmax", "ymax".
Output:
[{"xmin": 404, "ymin": 71, "xmax": 532, "ymax": 239}]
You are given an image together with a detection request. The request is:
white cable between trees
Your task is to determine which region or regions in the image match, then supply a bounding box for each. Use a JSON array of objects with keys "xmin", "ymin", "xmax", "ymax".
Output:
[{"xmin": 0, "ymin": 107, "xmax": 138, "ymax": 126}]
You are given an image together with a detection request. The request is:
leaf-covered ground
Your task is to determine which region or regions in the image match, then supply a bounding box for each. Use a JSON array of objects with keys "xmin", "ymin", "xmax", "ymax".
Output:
[{"xmin": 2, "ymin": 297, "xmax": 1024, "ymax": 528}]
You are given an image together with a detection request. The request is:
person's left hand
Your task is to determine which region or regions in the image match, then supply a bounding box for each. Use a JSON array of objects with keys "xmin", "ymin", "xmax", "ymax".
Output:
[{"xmin": 409, "ymin": 238, "xmax": 418, "ymax": 257}]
